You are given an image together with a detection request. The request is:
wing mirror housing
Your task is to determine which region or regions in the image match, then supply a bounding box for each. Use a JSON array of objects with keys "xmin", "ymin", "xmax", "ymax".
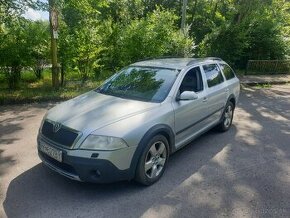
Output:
[{"xmin": 177, "ymin": 91, "xmax": 198, "ymax": 101}]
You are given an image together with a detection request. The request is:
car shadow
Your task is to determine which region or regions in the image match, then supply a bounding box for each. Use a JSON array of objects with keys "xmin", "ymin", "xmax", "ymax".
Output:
[{"xmin": 3, "ymin": 127, "xmax": 236, "ymax": 218}]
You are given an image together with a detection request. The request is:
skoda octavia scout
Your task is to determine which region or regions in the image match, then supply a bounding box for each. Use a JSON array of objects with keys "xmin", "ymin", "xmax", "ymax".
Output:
[{"xmin": 37, "ymin": 57, "xmax": 240, "ymax": 185}]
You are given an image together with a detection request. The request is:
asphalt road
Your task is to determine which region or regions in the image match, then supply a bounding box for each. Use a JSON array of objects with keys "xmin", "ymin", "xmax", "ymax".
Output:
[{"xmin": 1, "ymin": 84, "xmax": 290, "ymax": 218}]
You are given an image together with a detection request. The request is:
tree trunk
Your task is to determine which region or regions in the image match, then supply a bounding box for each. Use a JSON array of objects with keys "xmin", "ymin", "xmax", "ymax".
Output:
[
  {"xmin": 60, "ymin": 64, "xmax": 65, "ymax": 86},
  {"xmin": 33, "ymin": 63, "xmax": 43, "ymax": 80},
  {"xmin": 7, "ymin": 65, "xmax": 21, "ymax": 89},
  {"xmin": 191, "ymin": 0, "xmax": 198, "ymax": 21},
  {"xmin": 49, "ymin": 0, "xmax": 60, "ymax": 89},
  {"xmin": 181, "ymin": 0, "xmax": 188, "ymax": 32}
]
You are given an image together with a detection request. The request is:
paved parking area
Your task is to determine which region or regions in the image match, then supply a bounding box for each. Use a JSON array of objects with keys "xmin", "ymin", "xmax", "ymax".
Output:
[{"xmin": 1, "ymin": 84, "xmax": 290, "ymax": 218}]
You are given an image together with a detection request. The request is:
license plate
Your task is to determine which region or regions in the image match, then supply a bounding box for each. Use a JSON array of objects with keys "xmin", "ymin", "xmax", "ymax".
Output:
[{"xmin": 39, "ymin": 143, "xmax": 62, "ymax": 162}]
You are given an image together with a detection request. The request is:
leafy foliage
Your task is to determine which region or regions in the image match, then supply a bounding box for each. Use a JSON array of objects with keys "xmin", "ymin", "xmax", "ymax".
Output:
[
  {"xmin": 60, "ymin": 2, "xmax": 193, "ymax": 79},
  {"xmin": 0, "ymin": 19, "xmax": 49, "ymax": 88},
  {"xmin": 101, "ymin": 8, "xmax": 194, "ymax": 70},
  {"xmin": 1, "ymin": 0, "xmax": 290, "ymax": 91},
  {"xmin": 193, "ymin": 0, "xmax": 289, "ymax": 68}
]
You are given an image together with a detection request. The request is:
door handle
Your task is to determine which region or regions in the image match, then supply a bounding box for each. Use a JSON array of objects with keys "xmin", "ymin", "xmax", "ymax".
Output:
[{"xmin": 202, "ymin": 97, "xmax": 208, "ymax": 102}]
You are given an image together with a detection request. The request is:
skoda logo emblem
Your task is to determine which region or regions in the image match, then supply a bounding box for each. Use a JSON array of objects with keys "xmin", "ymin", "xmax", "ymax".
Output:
[{"xmin": 53, "ymin": 122, "xmax": 62, "ymax": 133}]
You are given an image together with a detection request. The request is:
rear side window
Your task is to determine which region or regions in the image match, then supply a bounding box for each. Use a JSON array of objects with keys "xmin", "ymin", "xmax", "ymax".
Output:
[
  {"xmin": 203, "ymin": 64, "xmax": 224, "ymax": 87},
  {"xmin": 220, "ymin": 64, "xmax": 236, "ymax": 80}
]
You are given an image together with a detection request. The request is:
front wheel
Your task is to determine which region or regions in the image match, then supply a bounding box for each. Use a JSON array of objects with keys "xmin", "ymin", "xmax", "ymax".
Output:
[
  {"xmin": 217, "ymin": 101, "xmax": 234, "ymax": 132},
  {"xmin": 135, "ymin": 135, "xmax": 169, "ymax": 186}
]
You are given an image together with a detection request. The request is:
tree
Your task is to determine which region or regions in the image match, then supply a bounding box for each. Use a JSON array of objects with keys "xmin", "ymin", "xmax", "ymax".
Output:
[
  {"xmin": 0, "ymin": 18, "xmax": 50, "ymax": 88},
  {"xmin": 48, "ymin": 0, "xmax": 60, "ymax": 88},
  {"xmin": 60, "ymin": 0, "xmax": 106, "ymax": 81},
  {"xmin": 193, "ymin": 0, "xmax": 289, "ymax": 67},
  {"xmin": 0, "ymin": 18, "xmax": 30, "ymax": 89},
  {"xmin": 101, "ymin": 8, "xmax": 194, "ymax": 71},
  {"xmin": 1, "ymin": 0, "xmax": 289, "ymax": 92},
  {"xmin": 27, "ymin": 21, "xmax": 50, "ymax": 80}
]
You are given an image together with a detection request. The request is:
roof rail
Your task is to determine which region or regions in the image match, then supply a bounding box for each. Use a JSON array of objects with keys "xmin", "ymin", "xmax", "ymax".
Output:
[
  {"xmin": 186, "ymin": 57, "xmax": 223, "ymax": 66},
  {"xmin": 204, "ymin": 57, "xmax": 223, "ymax": 61},
  {"xmin": 137, "ymin": 56, "xmax": 189, "ymax": 62}
]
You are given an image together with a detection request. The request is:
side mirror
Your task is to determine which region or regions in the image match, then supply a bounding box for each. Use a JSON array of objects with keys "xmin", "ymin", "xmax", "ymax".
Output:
[{"xmin": 178, "ymin": 91, "xmax": 198, "ymax": 101}]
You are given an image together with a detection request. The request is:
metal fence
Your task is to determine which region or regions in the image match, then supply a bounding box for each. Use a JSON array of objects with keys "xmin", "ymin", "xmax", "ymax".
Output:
[{"xmin": 246, "ymin": 60, "xmax": 290, "ymax": 74}]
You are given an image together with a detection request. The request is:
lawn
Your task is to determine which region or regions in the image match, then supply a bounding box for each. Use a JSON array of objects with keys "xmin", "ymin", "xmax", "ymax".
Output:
[{"xmin": 0, "ymin": 70, "xmax": 102, "ymax": 105}]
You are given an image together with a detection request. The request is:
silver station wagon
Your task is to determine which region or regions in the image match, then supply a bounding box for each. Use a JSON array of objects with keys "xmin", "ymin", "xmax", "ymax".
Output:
[{"xmin": 37, "ymin": 57, "xmax": 240, "ymax": 185}]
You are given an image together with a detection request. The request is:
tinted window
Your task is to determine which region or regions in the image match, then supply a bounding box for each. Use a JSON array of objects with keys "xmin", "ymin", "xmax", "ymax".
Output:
[
  {"xmin": 220, "ymin": 64, "xmax": 236, "ymax": 80},
  {"xmin": 96, "ymin": 67, "xmax": 178, "ymax": 103},
  {"xmin": 179, "ymin": 67, "xmax": 203, "ymax": 93},
  {"xmin": 203, "ymin": 64, "xmax": 224, "ymax": 87}
]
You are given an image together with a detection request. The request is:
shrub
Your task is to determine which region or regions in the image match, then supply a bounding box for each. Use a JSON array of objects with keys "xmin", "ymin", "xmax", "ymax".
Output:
[{"xmin": 100, "ymin": 8, "xmax": 194, "ymax": 71}]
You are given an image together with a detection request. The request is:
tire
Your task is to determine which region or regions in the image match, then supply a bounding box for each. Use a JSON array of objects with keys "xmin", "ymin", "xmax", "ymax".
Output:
[
  {"xmin": 135, "ymin": 135, "xmax": 169, "ymax": 186},
  {"xmin": 217, "ymin": 101, "xmax": 234, "ymax": 132}
]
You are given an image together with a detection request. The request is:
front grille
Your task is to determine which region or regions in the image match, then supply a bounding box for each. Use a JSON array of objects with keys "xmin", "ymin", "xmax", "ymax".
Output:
[{"xmin": 41, "ymin": 120, "xmax": 79, "ymax": 147}]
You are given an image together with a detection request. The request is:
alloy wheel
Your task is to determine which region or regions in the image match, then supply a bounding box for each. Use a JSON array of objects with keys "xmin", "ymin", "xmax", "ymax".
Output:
[
  {"xmin": 144, "ymin": 141, "xmax": 167, "ymax": 179},
  {"xmin": 224, "ymin": 105, "xmax": 233, "ymax": 128}
]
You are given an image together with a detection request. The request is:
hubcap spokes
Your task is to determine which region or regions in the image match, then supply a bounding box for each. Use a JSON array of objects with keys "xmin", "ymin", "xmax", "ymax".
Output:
[
  {"xmin": 145, "ymin": 141, "xmax": 167, "ymax": 179},
  {"xmin": 224, "ymin": 105, "xmax": 233, "ymax": 128}
]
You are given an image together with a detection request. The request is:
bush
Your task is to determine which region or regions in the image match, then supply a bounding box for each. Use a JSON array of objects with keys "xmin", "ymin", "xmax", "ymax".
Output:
[
  {"xmin": 198, "ymin": 24, "xmax": 249, "ymax": 68},
  {"xmin": 100, "ymin": 8, "xmax": 194, "ymax": 71},
  {"xmin": 198, "ymin": 8, "xmax": 288, "ymax": 69}
]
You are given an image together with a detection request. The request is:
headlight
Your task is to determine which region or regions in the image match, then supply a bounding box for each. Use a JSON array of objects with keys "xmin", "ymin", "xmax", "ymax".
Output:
[{"xmin": 80, "ymin": 135, "xmax": 128, "ymax": 150}]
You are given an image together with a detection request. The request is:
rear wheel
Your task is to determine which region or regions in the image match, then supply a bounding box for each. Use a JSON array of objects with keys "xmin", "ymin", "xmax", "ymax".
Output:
[
  {"xmin": 135, "ymin": 135, "xmax": 169, "ymax": 186},
  {"xmin": 217, "ymin": 101, "xmax": 234, "ymax": 132}
]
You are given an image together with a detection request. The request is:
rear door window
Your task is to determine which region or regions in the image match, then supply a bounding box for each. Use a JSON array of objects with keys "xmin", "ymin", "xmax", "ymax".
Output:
[
  {"xmin": 219, "ymin": 64, "xmax": 236, "ymax": 80},
  {"xmin": 203, "ymin": 64, "xmax": 224, "ymax": 88}
]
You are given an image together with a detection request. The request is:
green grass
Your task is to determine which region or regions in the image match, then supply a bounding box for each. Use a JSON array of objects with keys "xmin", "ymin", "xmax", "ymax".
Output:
[
  {"xmin": 21, "ymin": 70, "xmax": 38, "ymax": 83},
  {"xmin": 0, "ymin": 70, "xmax": 103, "ymax": 105},
  {"xmin": 254, "ymin": 83, "xmax": 272, "ymax": 89}
]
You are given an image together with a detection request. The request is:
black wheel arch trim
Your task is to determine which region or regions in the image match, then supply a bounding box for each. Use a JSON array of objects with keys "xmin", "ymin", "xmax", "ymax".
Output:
[
  {"xmin": 218, "ymin": 94, "xmax": 236, "ymax": 123},
  {"xmin": 227, "ymin": 94, "xmax": 236, "ymax": 108},
  {"xmin": 128, "ymin": 124, "xmax": 175, "ymax": 179}
]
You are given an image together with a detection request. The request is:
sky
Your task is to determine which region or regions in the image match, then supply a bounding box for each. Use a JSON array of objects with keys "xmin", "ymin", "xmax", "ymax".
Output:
[
  {"xmin": 23, "ymin": 8, "xmax": 49, "ymax": 21},
  {"xmin": 23, "ymin": 0, "xmax": 49, "ymax": 21}
]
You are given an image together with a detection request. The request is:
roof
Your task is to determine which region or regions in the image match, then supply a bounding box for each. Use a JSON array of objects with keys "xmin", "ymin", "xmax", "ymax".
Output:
[{"xmin": 131, "ymin": 57, "xmax": 223, "ymax": 70}]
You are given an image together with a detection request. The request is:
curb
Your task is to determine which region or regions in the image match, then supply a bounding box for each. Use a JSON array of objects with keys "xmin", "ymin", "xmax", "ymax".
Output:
[{"xmin": 240, "ymin": 81, "xmax": 290, "ymax": 86}]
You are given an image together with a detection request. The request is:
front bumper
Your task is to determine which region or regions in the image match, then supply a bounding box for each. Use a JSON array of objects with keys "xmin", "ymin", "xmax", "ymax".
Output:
[
  {"xmin": 38, "ymin": 151, "xmax": 133, "ymax": 183},
  {"xmin": 37, "ymin": 136, "xmax": 136, "ymax": 183}
]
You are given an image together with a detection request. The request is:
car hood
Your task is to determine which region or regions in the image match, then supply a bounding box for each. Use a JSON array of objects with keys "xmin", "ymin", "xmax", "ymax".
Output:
[{"xmin": 46, "ymin": 91, "xmax": 159, "ymax": 133}]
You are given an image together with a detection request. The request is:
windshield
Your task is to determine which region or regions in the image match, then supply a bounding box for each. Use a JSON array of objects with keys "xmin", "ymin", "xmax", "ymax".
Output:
[{"xmin": 96, "ymin": 66, "xmax": 179, "ymax": 103}]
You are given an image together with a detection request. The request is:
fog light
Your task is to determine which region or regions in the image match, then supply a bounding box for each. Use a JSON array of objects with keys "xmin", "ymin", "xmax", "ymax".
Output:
[{"xmin": 91, "ymin": 153, "xmax": 99, "ymax": 158}]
